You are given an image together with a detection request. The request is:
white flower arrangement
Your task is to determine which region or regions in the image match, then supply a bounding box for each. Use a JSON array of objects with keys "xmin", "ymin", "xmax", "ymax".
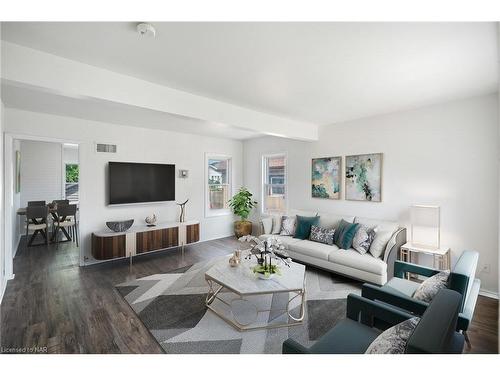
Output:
[{"xmin": 238, "ymin": 235, "xmax": 290, "ymax": 277}]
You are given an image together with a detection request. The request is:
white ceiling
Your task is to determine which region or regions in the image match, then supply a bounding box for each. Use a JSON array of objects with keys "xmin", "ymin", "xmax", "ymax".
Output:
[
  {"xmin": 1, "ymin": 82, "xmax": 259, "ymax": 140},
  {"xmin": 1, "ymin": 22, "xmax": 498, "ymax": 125}
]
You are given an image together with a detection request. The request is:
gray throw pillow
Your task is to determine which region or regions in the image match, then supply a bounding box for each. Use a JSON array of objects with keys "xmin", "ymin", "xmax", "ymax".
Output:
[
  {"xmin": 412, "ymin": 271, "xmax": 450, "ymax": 303},
  {"xmin": 365, "ymin": 317, "xmax": 420, "ymax": 354},
  {"xmin": 279, "ymin": 216, "xmax": 296, "ymax": 236},
  {"xmin": 309, "ymin": 225, "xmax": 335, "ymax": 245},
  {"xmin": 352, "ymin": 225, "xmax": 377, "ymax": 254}
]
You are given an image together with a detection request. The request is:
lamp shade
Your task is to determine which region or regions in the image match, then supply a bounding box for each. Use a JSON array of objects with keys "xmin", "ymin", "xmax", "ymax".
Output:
[
  {"xmin": 410, "ymin": 205, "xmax": 440, "ymax": 248},
  {"xmin": 410, "ymin": 205, "xmax": 440, "ymax": 227}
]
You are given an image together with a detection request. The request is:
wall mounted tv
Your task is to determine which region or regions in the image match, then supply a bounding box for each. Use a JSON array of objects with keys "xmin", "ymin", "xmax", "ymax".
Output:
[{"xmin": 109, "ymin": 162, "xmax": 175, "ymax": 205}]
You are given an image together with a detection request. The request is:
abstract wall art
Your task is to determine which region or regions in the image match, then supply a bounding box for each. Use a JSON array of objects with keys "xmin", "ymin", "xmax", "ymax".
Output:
[
  {"xmin": 345, "ymin": 153, "xmax": 382, "ymax": 202},
  {"xmin": 311, "ymin": 156, "xmax": 341, "ymax": 199}
]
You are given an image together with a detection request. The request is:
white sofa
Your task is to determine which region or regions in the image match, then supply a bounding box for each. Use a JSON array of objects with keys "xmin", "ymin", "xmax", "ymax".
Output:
[{"xmin": 259, "ymin": 209, "xmax": 406, "ymax": 285}]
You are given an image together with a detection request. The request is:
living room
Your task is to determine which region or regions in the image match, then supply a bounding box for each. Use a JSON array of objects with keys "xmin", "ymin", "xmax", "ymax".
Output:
[{"xmin": 0, "ymin": 1, "xmax": 499, "ymax": 372}]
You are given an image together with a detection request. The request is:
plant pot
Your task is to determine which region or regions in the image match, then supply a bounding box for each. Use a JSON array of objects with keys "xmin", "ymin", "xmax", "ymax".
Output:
[
  {"xmin": 234, "ymin": 220, "xmax": 252, "ymax": 238},
  {"xmin": 257, "ymin": 272, "xmax": 275, "ymax": 280}
]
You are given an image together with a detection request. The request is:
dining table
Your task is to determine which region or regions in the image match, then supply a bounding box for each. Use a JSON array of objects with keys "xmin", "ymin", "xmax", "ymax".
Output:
[{"xmin": 17, "ymin": 205, "xmax": 78, "ymax": 243}]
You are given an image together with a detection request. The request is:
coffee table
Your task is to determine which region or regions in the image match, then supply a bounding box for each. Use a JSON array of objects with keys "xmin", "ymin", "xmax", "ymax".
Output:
[{"xmin": 205, "ymin": 254, "xmax": 306, "ymax": 331}]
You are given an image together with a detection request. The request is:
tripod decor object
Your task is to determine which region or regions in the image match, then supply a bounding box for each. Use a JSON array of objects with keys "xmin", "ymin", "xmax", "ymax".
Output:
[{"xmin": 177, "ymin": 199, "xmax": 189, "ymax": 223}]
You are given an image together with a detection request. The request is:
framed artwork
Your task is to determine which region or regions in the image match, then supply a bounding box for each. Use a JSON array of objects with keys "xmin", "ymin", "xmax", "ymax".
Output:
[
  {"xmin": 345, "ymin": 153, "xmax": 382, "ymax": 202},
  {"xmin": 15, "ymin": 150, "xmax": 21, "ymax": 193},
  {"xmin": 311, "ymin": 156, "xmax": 341, "ymax": 199}
]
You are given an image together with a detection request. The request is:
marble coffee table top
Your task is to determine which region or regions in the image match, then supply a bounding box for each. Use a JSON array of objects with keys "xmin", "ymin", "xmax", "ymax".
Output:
[{"xmin": 205, "ymin": 253, "xmax": 306, "ymax": 295}]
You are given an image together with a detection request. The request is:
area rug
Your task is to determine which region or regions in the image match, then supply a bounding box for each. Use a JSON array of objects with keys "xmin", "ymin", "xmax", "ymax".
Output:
[{"xmin": 116, "ymin": 257, "xmax": 361, "ymax": 354}]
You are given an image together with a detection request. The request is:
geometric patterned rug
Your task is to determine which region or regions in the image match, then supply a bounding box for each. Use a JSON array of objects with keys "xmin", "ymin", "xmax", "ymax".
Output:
[{"xmin": 116, "ymin": 256, "xmax": 362, "ymax": 354}]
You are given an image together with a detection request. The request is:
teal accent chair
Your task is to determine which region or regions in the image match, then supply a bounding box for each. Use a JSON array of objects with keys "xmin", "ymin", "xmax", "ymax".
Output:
[
  {"xmin": 361, "ymin": 250, "xmax": 480, "ymax": 348},
  {"xmin": 282, "ymin": 289, "xmax": 465, "ymax": 354}
]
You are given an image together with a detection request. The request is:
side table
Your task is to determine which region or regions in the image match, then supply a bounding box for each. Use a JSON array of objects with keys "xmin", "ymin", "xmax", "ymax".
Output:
[{"xmin": 399, "ymin": 242, "xmax": 451, "ymax": 278}]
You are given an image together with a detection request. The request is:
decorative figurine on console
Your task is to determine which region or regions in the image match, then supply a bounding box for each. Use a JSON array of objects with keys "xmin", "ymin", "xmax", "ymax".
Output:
[
  {"xmin": 145, "ymin": 213, "xmax": 157, "ymax": 227},
  {"xmin": 177, "ymin": 199, "xmax": 189, "ymax": 222}
]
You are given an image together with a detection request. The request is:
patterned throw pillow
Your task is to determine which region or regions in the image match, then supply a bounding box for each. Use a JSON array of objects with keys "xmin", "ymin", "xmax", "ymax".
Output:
[
  {"xmin": 365, "ymin": 317, "xmax": 421, "ymax": 354},
  {"xmin": 279, "ymin": 216, "xmax": 297, "ymax": 236},
  {"xmin": 412, "ymin": 271, "xmax": 450, "ymax": 303},
  {"xmin": 309, "ymin": 225, "xmax": 335, "ymax": 245},
  {"xmin": 352, "ymin": 225, "xmax": 377, "ymax": 254}
]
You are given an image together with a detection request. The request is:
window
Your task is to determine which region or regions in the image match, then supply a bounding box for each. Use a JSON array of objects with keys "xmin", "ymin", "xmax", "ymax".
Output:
[
  {"xmin": 206, "ymin": 154, "xmax": 232, "ymax": 217},
  {"xmin": 262, "ymin": 154, "xmax": 287, "ymax": 213},
  {"xmin": 65, "ymin": 163, "xmax": 79, "ymax": 203}
]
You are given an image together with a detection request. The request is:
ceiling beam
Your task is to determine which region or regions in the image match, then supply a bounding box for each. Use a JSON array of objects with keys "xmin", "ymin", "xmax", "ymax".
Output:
[{"xmin": 1, "ymin": 42, "xmax": 318, "ymax": 141}]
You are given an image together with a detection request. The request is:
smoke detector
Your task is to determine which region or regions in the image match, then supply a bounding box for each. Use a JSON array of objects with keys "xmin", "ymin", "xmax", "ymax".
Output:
[{"xmin": 136, "ymin": 23, "xmax": 156, "ymax": 38}]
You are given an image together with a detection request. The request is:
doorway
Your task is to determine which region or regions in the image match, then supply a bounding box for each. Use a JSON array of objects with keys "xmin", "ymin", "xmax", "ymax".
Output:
[{"xmin": 3, "ymin": 133, "xmax": 84, "ymax": 281}]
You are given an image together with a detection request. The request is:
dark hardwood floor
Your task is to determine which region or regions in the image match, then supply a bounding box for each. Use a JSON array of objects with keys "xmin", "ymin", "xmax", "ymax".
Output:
[{"xmin": 1, "ymin": 236, "xmax": 498, "ymax": 353}]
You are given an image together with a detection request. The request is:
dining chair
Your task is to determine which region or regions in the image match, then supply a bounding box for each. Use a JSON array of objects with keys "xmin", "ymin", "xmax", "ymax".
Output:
[
  {"xmin": 52, "ymin": 199, "xmax": 70, "ymax": 206},
  {"xmin": 53, "ymin": 204, "xmax": 79, "ymax": 247},
  {"xmin": 25, "ymin": 201, "xmax": 47, "ymax": 237},
  {"xmin": 27, "ymin": 200, "xmax": 46, "ymax": 206},
  {"xmin": 26, "ymin": 205, "xmax": 49, "ymax": 246}
]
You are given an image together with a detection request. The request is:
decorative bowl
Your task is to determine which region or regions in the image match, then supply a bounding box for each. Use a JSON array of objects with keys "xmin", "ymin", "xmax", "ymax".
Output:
[{"xmin": 106, "ymin": 219, "xmax": 134, "ymax": 232}]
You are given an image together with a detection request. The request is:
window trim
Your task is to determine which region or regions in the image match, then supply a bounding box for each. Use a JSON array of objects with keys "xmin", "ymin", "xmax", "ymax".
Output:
[
  {"xmin": 205, "ymin": 153, "xmax": 233, "ymax": 218},
  {"xmin": 261, "ymin": 152, "xmax": 288, "ymax": 215}
]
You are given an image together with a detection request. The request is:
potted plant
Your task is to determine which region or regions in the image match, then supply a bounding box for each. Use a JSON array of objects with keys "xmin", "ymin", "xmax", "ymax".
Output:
[{"xmin": 228, "ymin": 187, "xmax": 257, "ymax": 238}]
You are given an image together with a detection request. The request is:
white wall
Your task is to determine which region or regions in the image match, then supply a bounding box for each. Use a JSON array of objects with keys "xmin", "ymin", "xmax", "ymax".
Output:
[
  {"xmin": 243, "ymin": 94, "xmax": 499, "ymax": 294},
  {"xmin": 20, "ymin": 140, "xmax": 63, "ymax": 208},
  {"xmin": 4, "ymin": 108, "xmax": 243, "ymax": 265}
]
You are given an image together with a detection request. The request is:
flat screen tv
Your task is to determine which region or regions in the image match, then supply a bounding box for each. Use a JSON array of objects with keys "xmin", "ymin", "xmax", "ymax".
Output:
[{"xmin": 109, "ymin": 162, "xmax": 175, "ymax": 205}]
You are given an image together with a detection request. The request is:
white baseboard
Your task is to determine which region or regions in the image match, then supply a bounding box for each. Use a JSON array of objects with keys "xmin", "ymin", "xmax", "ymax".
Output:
[
  {"xmin": 479, "ymin": 288, "xmax": 499, "ymax": 300},
  {"xmin": 0, "ymin": 271, "xmax": 16, "ymax": 304},
  {"xmin": 0, "ymin": 276, "xmax": 7, "ymax": 305}
]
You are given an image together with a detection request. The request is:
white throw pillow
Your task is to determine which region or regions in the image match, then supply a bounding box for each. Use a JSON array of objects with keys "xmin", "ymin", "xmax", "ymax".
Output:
[
  {"xmin": 365, "ymin": 317, "xmax": 420, "ymax": 354},
  {"xmin": 369, "ymin": 230, "xmax": 394, "ymax": 258},
  {"xmin": 261, "ymin": 217, "xmax": 273, "ymax": 234}
]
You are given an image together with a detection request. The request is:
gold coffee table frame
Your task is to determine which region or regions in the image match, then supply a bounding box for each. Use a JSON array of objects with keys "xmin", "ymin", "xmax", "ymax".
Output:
[{"xmin": 205, "ymin": 274, "xmax": 306, "ymax": 332}]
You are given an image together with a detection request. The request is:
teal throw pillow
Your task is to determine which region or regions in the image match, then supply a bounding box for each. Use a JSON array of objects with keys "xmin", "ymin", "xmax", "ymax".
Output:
[
  {"xmin": 294, "ymin": 215, "xmax": 320, "ymax": 240},
  {"xmin": 335, "ymin": 220, "xmax": 360, "ymax": 249},
  {"xmin": 333, "ymin": 219, "xmax": 349, "ymax": 245}
]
